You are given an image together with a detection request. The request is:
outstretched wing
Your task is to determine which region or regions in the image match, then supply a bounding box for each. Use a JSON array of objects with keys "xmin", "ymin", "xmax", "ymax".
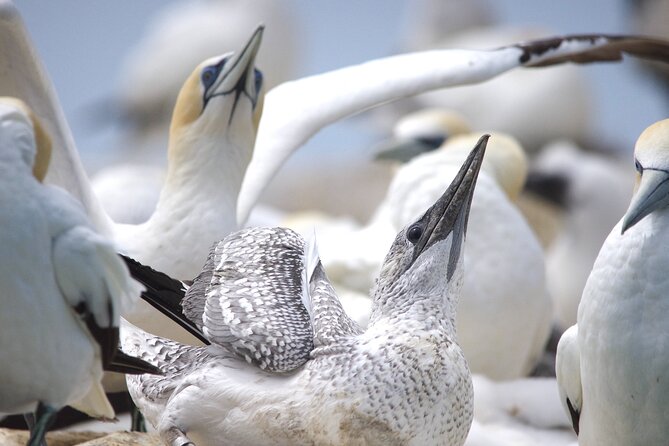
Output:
[
  {"xmin": 237, "ymin": 34, "xmax": 669, "ymax": 223},
  {"xmin": 185, "ymin": 227, "xmax": 314, "ymax": 373},
  {"xmin": 0, "ymin": 1, "xmax": 111, "ymax": 233}
]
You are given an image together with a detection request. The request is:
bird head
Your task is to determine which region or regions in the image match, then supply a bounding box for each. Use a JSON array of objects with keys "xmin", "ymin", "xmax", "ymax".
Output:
[
  {"xmin": 375, "ymin": 109, "xmax": 471, "ymax": 163},
  {"xmin": 372, "ymin": 134, "xmax": 487, "ymax": 317},
  {"xmin": 0, "ymin": 97, "xmax": 52, "ymax": 182},
  {"xmin": 442, "ymin": 132, "xmax": 527, "ymax": 201},
  {"xmin": 621, "ymin": 118, "xmax": 669, "ymax": 233},
  {"xmin": 168, "ymin": 25, "xmax": 264, "ymax": 168}
]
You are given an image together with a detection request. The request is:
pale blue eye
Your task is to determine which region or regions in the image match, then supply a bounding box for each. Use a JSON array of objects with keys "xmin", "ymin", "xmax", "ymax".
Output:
[
  {"xmin": 254, "ymin": 69, "xmax": 263, "ymax": 92},
  {"xmin": 201, "ymin": 66, "xmax": 219, "ymax": 89}
]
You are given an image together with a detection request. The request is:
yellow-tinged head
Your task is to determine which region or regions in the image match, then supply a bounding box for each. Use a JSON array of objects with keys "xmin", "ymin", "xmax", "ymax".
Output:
[
  {"xmin": 168, "ymin": 25, "xmax": 265, "ymax": 170},
  {"xmin": 442, "ymin": 132, "xmax": 528, "ymax": 201},
  {"xmin": 622, "ymin": 118, "xmax": 669, "ymax": 233},
  {"xmin": 0, "ymin": 97, "xmax": 52, "ymax": 181}
]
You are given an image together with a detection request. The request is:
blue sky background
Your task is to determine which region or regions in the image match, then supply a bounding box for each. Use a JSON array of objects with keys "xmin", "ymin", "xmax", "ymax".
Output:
[{"xmin": 14, "ymin": 0, "xmax": 668, "ymax": 169}]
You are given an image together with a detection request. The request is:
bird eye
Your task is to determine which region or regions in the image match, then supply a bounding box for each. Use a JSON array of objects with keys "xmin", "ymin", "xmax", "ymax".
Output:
[
  {"xmin": 254, "ymin": 69, "xmax": 263, "ymax": 92},
  {"xmin": 201, "ymin": 66, "xmax": 219, "ymax": 89},
  {"xmin": 406, "ymin": 225, "xmax": 423, "ymax": 244},
  {"xmin": 634, "ymin": 159, "xmax": 643, "ymax": 173}
]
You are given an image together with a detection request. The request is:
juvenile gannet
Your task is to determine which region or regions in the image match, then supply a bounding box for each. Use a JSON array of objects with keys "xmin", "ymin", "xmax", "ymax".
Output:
[
  {"xmin": 526, "ymin": 140, "xmax": 634, "ymax": 329},
  {"xmin": 556, "ymin": 119, "xmax": 669, "ymax": 444},
  {"xmin": 122, "ymin": 136, "xmax": 489, "ymax": 446},
  {"xmin": 312, "ymin": 125, "xmax": 551, "ymax": 380},
  {"xmin": 0, "ymin": 98, "xmax": 154, "ymax": 445}
]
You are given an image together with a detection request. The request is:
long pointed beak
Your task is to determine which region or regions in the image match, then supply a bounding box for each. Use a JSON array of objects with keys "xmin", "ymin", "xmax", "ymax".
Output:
[
  {"xmin": 413, "ymin": 134, "xmax": 488, "ymax": 279},
  {"xmin": 209, "ymin": 25, "xmax": 264, "ymax": 101},
  {"xmin": 621, "ymin": 168, "xmax": 669, "ymax": 233},
  {"xmin": 374, "ymin": 136, "xmax": 445, "ymax": 163}
]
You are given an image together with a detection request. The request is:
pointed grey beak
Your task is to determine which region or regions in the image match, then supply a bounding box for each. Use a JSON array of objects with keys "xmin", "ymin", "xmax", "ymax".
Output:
[
  {"xmin": 207, "ymin": 25, "xmax": 264, "ymax": 106},
  {"xmin": 412, "ymin": 134, "xmax": 488, "ymax": 279},
  {"xmin": 621, "ymin": 168, "xmax": 669, "ymax": 233},
  {"xmin": 374, "ymin": 135, "xmax": 446, "ymax": 163}
]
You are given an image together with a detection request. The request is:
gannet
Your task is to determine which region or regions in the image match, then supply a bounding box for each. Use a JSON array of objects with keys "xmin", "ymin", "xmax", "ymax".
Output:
[
  {"xmin": 0, "ymin": 98, "xmax": 154, "ymax": 445},
  {"xmin": 311, "ymin": 124, "xmax": 551, "ymax": 380},
  {"xmin": 91, "ymin": 0, "xmax": 299, "ymax": 225},
  {"xmin": 526, "ymin": 140, "xmax": 634, "ymax": 329},
  {"xmin": 5, "ymin": 0, "xmax": 669, "ymax": 337},
  {"xmin": 121, "ymin": 136, "xmax": 488, "ymax": 446},
  {"xmin": 556, "ymin": 119, "xmax": 669, "ymax": 444},
  {"xmin": 375, "ymin": 108, "xmax": 471, "ymax": 163},
  {"xmin": 236, "ymin": 33, "xmax": 669, "ymax": 223}
]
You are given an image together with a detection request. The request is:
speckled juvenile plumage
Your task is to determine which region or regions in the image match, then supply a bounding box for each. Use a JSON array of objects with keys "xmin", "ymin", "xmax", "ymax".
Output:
[
  {"xmin": 123, "ymin": 137, "xmax": 488, "ymax": 446},
  {"xmin": 186, "ymin": 227, "xmax": 316, "ymax": 372}
]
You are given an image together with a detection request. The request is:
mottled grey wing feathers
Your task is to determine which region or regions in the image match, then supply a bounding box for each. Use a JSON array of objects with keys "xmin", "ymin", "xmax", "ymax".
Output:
[
  {"xmin": 310, "ymin": 261, "xmax": 362, "ymax": 348},
  {"xmin": 201, "ymin": 228, "xmax": 314, "ymax": 373},
  {"xmin": 182, "ymin": 246, "xmax": 217, "ymax": 330}
]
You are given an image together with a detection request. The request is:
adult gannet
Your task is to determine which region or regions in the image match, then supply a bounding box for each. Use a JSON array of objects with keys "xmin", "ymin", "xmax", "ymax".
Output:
[
  {"xmin": 236, "ymin": 33, "xmax": 669, "ymax": 223},
  {"xmin": 121, "ymin": 137, "xmax": 488, "ymax": 446},
  {"xmin": 0, "ymin": 98, "xmax": 154, "ymax": 445},
  {"xmin": 311, "ymin": 124, "xmax": 551, "ymax": 380},
  {"xmin": 375, "ymin": 108, "xmax": 471, "ymax": 163},
  {"xmin": 556, "ymin": 119, "xmax": 669, "ymax": 444},
  {"xmin": 526, "ymin": 140, "xmax": 634, "ymax": 329},
  {"xmin": 91, "ymin": 0, "xmax": 299, "ymax": 225}
]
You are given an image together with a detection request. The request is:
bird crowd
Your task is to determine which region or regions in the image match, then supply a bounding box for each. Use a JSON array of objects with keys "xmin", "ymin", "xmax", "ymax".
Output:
[{"xmin": 2, "ymin": 1, "xmax": 669, "ymax": 445}]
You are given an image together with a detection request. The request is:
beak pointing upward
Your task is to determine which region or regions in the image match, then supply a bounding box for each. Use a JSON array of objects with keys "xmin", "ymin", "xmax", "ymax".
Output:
[
  {"xmin": 206, "ymin": 25, "xmax": 264, "ymax": 108},
  {"xmin": 412, "ymin": 134, "xmax": 488, "ymax": 279}
]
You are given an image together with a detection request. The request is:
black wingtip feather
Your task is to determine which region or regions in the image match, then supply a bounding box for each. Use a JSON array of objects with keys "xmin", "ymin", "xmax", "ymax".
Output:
[
  {"xmin": 566, "ymin": 398, "xmax": 580, "ymax": 435},
  {"xmin": 108, "ymin": 349, "xmax": 163, "ymax": 375},
  {"xmin": 121, "ymin": 255, "xmax": 210, "ymax": 345}
]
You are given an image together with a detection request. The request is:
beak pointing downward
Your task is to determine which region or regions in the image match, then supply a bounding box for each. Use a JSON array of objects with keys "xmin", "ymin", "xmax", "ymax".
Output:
[
  {"xmin": 412, "ymin": 134, "xmax": 488, "ymax": 279},
  {"xmin": 621, "ymin": 168, "xmax": 669, "ymax": 234},
  {"xmin": 208, "ymin": 25, "xmax": 264, "ymax": 105}
]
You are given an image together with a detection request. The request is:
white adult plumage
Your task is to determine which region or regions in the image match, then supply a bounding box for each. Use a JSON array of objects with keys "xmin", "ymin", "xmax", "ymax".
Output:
[
  {"xmin": 556, "ymin": 118, "xmax": 669, "ymax": 444},
  {"xmin": 0, "ymin": 97, "xmax": 144, "ymax": 444}
]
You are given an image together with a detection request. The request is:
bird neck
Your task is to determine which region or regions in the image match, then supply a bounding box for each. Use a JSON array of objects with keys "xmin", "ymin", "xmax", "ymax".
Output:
[
  {"xmin": 149, "ymin": 125, "xmax": 253, "ymax": 231},
  {"xmin": 368, "ymin": 278, "xmax": 459, "ymax": 334}
]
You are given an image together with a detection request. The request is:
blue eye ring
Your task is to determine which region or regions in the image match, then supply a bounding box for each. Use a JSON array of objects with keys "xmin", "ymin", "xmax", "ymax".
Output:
[
  {"xmin": 201, "ymin": 65, "xmax": 220, "ymax": 90},
  {"xmin": 254, "ymin": 69, "xmax": 263, "ymax": 92},
  {"xmin": 635, "ymin": 159, "xmax": 643, "ymax": 173}
]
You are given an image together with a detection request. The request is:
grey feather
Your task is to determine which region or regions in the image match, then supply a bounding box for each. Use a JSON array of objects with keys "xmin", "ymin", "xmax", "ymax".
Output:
[
  {"xmin": 310, "ymin": 261, "xmax": 362, "ymax": 349},
  {"xmin": 182, "ymin": 246, "xmax": 217, "ymax": 330},
  {"xmin": 195, "ymin": 228, "xmax": 314, "ymax": 372}
]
